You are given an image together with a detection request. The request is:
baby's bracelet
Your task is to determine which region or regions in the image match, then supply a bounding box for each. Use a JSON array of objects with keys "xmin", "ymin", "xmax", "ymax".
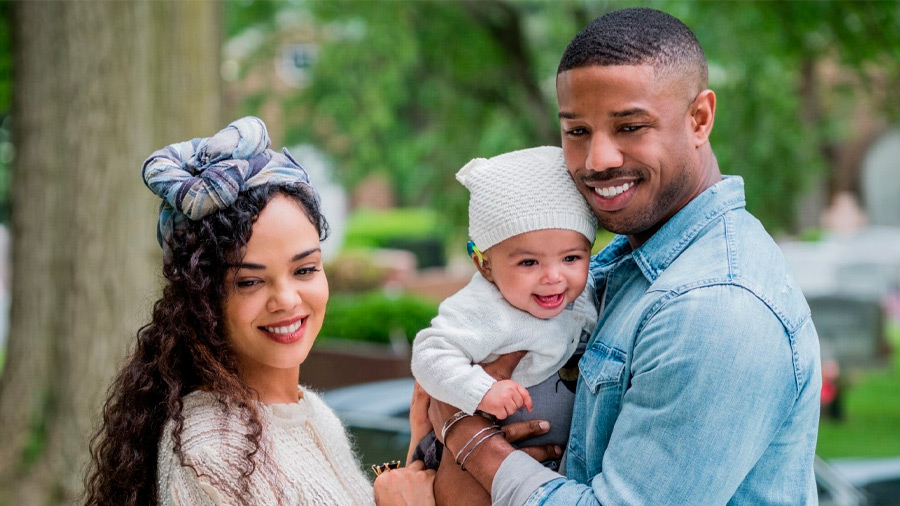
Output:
[
  {"xmin": 454, "ymin": 425, "xmax": 500, "ymax": 465},
  {"xmin": 459, "ymin": 430, "xmax": 505, "ymax": 471}
]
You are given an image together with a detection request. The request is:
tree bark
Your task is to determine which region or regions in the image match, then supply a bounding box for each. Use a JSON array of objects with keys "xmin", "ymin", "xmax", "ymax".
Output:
[{"xmin": 0, "ymin": 1, "xmax": 221, "ymax": 504}]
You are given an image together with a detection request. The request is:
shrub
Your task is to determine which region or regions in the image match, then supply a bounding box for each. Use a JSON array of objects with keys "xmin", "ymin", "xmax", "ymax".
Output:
[
  {"xmin": 319, "ymin": 291, "xmax": 439, "ymax": 345},
  {"xmin": 343, "ymin": 208, "xmax": 446, "ymax": 268},
  {"xmin": 324, "ymin": 251, "xmax": 391, "ymax": 294}
]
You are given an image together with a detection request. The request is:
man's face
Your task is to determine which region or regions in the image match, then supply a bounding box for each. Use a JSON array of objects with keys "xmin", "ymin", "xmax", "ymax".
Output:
[{"xmin": 557, "ymin": 64, "xmax": 705, "ymax": 246}]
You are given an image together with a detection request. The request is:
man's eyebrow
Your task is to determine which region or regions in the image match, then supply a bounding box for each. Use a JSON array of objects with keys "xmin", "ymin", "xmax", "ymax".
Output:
[
  {"xmin": 610, "ymin": 108, "xmax": 649, "ymax": 118},
  {"xmin": 558, "ymin": 108, "xmax": 650, "ymax": 120},
  {"xmin": 228, "ymin": 248, "xmax": 321, "ymax": 270}
]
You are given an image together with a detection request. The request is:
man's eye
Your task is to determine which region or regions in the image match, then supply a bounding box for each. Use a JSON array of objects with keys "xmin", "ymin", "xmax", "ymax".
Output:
[{"xmin": 620, "ymin": 125, "xmax": 645, "ymax": 133}]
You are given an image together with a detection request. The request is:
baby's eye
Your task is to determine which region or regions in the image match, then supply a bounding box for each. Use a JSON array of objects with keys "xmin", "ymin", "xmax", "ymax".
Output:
[
  {"xmin": 563, "ymin": 255, "xmax": 582, "ymax": 263},
  {"xmin": 519, "ymin": 259, "xmax": 537, "ymax": 267}
]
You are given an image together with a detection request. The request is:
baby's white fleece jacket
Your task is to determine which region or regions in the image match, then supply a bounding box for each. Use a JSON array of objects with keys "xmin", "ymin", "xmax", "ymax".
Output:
[{"xmin": 411, "ymin": 272, "xmax": 597, "ymax": 414}]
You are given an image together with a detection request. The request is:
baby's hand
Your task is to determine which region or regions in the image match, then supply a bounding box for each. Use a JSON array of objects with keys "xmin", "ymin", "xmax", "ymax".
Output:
[{"xmin": 477, "ymin": 379, "xmax": 533, "ymax": 419}]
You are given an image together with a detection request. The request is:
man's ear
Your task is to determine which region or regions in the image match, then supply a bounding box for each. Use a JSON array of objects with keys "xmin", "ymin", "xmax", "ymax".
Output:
[
  {"xmin": 472, "ymin": 254, "xmax": 493, "ymax": 282},
  {"xmin": 689, "ymin": 89, "xmax": 716, "ymax": 147}
]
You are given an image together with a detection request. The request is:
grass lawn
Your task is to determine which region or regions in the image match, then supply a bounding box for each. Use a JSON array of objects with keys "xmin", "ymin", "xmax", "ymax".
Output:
[{"xmin": 816, "ymin": 323, "xmax": 900, "ymax": 458}]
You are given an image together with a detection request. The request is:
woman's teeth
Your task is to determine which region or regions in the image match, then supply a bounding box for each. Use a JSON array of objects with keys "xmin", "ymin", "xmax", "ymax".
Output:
[{"xmin": 263, "ymin": 319, "xmax": 303, "ymax": 334}]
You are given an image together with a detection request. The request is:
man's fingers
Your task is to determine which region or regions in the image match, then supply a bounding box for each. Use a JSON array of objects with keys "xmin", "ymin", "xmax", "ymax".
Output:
[
  {"xmin": 519, "ymin": 443, "xmax": 563, "ymax": 463},
  {"xmin": 501, "ymin": 419, "xmax": 550, "ymax": 443}
]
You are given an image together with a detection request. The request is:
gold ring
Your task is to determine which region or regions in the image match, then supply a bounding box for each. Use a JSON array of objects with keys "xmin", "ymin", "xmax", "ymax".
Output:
[{"xmin": 371, "ymin": 460, "xmax": 402, "ymax": 476}]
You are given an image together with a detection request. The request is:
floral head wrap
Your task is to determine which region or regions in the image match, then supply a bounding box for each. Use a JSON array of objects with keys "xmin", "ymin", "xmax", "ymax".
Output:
[{"xmin": 142, "ymin": 116, "xmax": 318, "ymax": 260}]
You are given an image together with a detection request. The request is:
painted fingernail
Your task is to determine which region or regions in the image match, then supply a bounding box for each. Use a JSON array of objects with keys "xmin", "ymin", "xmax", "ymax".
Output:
[{"xmin": 539, "ymin": 421, "xmax": 550, "ymax": 431}]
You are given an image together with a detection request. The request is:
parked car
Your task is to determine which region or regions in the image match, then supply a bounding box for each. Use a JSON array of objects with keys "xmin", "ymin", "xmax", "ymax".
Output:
[{"xmin": 323, "ymin": 378, "xmax": 900, "ymax": 504}]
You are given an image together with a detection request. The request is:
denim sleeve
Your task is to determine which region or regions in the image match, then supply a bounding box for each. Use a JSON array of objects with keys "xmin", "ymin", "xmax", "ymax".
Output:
[
  {"xmin": 524, "ymin": 285, "xmax": 800, "ymax": 506},
  {"xmin": 491, "ymin": 451, "xmax": 563, "ymax": 505}
]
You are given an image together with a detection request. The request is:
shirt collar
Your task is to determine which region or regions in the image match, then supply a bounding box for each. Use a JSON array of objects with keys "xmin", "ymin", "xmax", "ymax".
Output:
[{"xmin": 592, "ymin": 176, "xmax": 747, "ymax": 282}]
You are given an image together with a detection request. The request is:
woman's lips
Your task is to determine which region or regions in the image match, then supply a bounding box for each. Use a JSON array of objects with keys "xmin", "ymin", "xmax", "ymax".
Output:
[{"xmin": 259, "ymin": 316, "xmax": 307, "ymax": 344}]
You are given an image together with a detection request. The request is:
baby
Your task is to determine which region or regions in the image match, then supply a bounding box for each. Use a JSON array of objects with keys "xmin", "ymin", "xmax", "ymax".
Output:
[{"xmin": 411, "ymin": 146, "xmax": 598, "ymax": 465}]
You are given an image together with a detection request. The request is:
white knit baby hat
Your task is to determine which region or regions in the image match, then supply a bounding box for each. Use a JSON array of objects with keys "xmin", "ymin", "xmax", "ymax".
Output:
[{"xmin": 456, "ymin": 146, "xmax": 597, "ymax": 252}]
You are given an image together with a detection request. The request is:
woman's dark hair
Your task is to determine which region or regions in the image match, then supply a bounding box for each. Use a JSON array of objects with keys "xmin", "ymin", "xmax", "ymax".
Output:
[{"xmin": 84, "ymin": 183, "xmax": 328, "ymax": 506}]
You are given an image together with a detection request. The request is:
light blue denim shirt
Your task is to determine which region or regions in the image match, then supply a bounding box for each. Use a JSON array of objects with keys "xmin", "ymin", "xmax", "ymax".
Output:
[{"xmin": 493, "ymin": 176, "xmax": 821, "ymax": 506}]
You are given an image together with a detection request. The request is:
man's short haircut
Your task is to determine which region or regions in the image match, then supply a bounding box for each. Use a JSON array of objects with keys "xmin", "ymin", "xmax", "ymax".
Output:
[{"xmin": 558, "ymin": 8, "xmax": 707, "ymax": 91}]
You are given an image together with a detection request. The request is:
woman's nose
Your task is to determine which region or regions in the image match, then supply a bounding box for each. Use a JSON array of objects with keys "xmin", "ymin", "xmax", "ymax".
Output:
[{"xmin": 267, "ymin": 281, "xmax": 301, "ymax": 312}]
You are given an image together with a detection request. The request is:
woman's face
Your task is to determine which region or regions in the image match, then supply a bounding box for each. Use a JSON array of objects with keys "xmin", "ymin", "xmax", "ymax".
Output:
[{"xmin": 223, "ymin": 195, "xmax": 329, "ymax": 385}]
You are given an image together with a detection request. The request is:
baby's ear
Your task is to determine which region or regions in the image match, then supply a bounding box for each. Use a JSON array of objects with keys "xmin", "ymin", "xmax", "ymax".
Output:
[{"xmin": 473, "ymin": 254, "xmax": 493, "ymax": 281}]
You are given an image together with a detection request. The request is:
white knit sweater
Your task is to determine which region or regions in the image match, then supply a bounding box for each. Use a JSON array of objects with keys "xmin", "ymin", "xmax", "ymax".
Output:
[
  {"xmin": 157, "ymin": 387, "xmax": 374, "ymax": 506},
  {"xmin": 411, "ymin": 272, "xmax": 598, "ymax": 414}
]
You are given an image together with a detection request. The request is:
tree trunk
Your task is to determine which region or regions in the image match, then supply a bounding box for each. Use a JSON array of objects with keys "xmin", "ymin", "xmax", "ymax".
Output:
[{"xmin": 0, "ymin": 2, "xmax": 221, "ymax": 504}]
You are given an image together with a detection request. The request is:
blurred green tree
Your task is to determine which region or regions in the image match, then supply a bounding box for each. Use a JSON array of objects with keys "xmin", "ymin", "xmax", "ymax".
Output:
[{"xmin": 230, "ymin": 0, "xmax": 900, "ymax": 237}]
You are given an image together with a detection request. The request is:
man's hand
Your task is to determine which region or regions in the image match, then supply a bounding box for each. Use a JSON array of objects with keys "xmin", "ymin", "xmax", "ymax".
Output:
[{"xmin": 482, "ymin": 350, "xmax": 526, "ymax": 381}]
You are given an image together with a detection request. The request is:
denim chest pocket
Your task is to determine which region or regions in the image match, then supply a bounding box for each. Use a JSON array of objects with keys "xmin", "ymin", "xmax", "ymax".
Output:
[
  {"xmin": 566, "ymin": 341, "xmax": 627, "ymax": 479},
  {"xmin": 578, "ymin": 341, "xmax": 626, "ymax": 394}
]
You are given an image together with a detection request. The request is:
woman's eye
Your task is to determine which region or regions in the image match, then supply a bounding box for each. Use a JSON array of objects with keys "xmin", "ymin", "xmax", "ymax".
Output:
[
  {"xmin": 235, "ymin": 279, "xmax": 261, "ymax": 289},
  {"xmin": 565, "ymin": 127, "xmax": 587, "ymax": 137},
  {"xmin": 295, "ymin": 266, "xmax": 321, "ymax": 277}
]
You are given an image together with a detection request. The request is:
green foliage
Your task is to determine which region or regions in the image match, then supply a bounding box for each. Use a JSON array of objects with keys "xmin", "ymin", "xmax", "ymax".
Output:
[
  {"xmin": 343, "ymin": 207, "xmax": 440, "ymax": 249},
  {"xmin": 324, "ymin": 251, "xmax": 391, "ymax": 294},
  {"xmin": 342, "ymin": 207, "xmax": 447, "ymax": 267},
  {"xmin": 227, "ymin": 0, "xmax": 900, "ymax": 235},
  {"xmin": 319, "ymin": 291, "xmax": 438, "ymax": 344},
  {"xmin": 817, "ymin": 366, "xmax": 900, "ymax": 458},
  {"xmin": 0, "ymin": 2, "xmax": 12, "ymax": 223},
  {"xmin": 817, "ymin": 323, "xmax": 900, "ymax": 458}
]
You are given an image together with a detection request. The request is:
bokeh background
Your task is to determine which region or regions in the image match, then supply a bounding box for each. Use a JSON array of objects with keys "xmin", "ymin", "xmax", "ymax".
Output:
[{"xmin": 0, "ymin": 1, "xmax": 897, "ymax": 504}]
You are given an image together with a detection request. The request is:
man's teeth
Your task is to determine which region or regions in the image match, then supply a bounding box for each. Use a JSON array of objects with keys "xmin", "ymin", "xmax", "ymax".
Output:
[
  {"xmin": 595, "ymin": 181, "xmax": 635, "ymax": 198},
  {"xmin": 263, "ymin": 320, "xmax": 303, "ymax": 334}
]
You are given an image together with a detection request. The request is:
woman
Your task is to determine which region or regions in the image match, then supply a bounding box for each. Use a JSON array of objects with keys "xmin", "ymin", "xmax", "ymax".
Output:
[{"xmin": 83, "ymin": 117, "xmax": 433, "ymax": 506}]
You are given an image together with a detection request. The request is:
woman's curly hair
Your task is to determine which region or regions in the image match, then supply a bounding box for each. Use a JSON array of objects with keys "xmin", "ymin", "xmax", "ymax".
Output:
[{"xmin": 83, "ymin": 183, "xmax": 328, "ymax": 506}]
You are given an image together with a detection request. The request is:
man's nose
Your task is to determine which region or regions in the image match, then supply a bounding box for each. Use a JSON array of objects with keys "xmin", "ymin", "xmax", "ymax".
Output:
[{"xmin": 586, "ymin": 133, "xmax": 624, "ymax": 172}]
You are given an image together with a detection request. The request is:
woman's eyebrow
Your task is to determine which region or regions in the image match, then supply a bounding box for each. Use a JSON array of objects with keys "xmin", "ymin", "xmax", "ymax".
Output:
[
  {"xmin": 292, "ymin": 248, "xmax": 321, "ymax": 262},
  {"xmin": 228, "ymin": 248, "xmax": 321, "ymax": 271}
]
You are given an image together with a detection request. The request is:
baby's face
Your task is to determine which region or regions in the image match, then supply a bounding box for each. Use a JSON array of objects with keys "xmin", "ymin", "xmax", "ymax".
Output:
[{"xmin": 482, "ymin": 229, "xmax": 591, "ymax": 319}]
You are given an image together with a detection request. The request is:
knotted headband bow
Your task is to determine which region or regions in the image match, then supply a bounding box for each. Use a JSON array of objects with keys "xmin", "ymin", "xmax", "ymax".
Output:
[{"xmin": 142, "ymin": 116, "xmax": 318, "ymax": 259}]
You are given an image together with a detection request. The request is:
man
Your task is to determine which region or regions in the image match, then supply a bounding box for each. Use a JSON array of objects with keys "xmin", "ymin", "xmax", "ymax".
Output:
[{"xmin": 429, "ymin": 8, "xmax": 821, "ymax": 505}]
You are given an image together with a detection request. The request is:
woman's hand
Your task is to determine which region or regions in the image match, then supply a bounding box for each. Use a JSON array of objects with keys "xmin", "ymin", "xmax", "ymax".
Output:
[
  {"xmin": 407, "ymin": 381, "xmax": 432, "ymax": 464},
  {"xmin": 374, "ymin": 460, "xmax": 436, "ymax": 506}
]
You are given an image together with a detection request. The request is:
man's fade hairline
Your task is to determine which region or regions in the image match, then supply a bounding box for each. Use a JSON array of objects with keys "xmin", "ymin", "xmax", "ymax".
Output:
[{"xmin": 557, "ymin": 8, "xmax": 708, "ymax": 91}]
